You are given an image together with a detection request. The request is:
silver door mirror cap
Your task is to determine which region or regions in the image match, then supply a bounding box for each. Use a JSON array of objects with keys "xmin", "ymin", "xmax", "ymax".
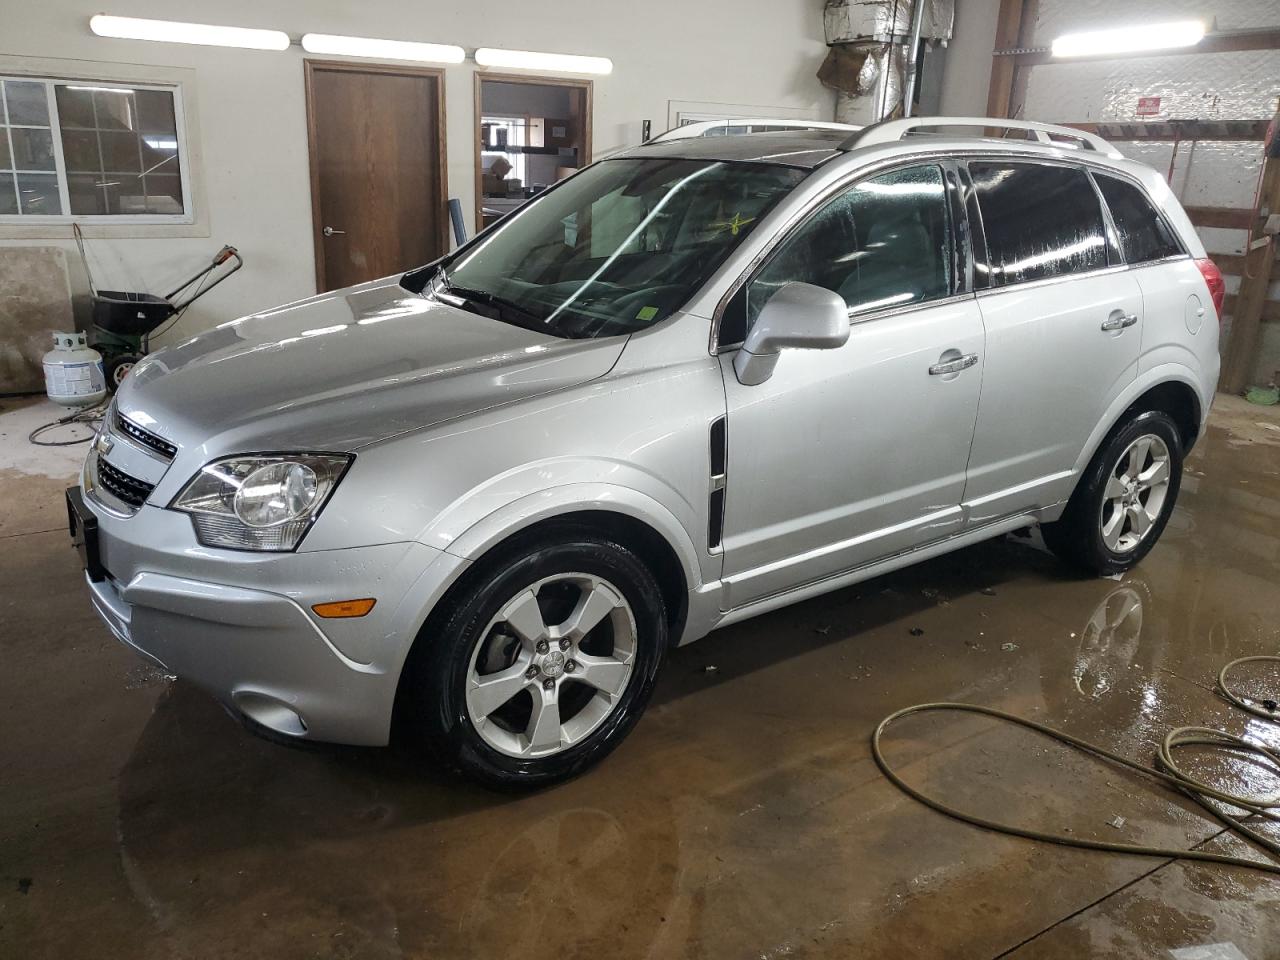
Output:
[{"xmin": 733, "ymin": 281, "xmax": 850, "ymax": 385}]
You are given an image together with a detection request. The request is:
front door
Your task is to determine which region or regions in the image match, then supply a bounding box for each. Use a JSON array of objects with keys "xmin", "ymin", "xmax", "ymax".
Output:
[
  {"xmin": 719, "ymin": 163, "xmax": 985, "ymax": 609},
  {"xmin": 305, "ymin": 61, "xmax": 447, "ymax": 292}
]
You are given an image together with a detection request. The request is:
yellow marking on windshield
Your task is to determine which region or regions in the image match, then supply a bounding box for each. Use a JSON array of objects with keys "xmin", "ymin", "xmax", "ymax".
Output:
[{"xmin": 710, "ymin": 212, "xmax": 755, "ymax": 236}]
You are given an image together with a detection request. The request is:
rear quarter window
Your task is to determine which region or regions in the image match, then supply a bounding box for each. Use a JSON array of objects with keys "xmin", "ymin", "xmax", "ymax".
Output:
[
  {"xmin": 1093, "ymin": 173, "xmax": 1183, "ymax": 264},
  {"xmin": 970, "ymin": 161, "xmax": 1109, "ymax": 286}
]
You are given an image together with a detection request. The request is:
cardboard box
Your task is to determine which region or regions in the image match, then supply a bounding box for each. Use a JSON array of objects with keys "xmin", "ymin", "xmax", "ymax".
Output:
[{"xmin": 545, "ymin": 118, "xmax": 577, "ymax": 147}]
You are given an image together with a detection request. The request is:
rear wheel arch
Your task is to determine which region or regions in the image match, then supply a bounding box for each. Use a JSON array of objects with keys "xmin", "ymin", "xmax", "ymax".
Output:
[{"xmin": 1075, "ymin": 376, "xmax": 1203, "ymax": 482}]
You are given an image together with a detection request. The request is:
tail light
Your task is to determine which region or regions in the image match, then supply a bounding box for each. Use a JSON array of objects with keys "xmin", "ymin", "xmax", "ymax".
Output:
[{"xmin": 1195, "ymin": 258, "xmax": 1226, "ymax": 320}]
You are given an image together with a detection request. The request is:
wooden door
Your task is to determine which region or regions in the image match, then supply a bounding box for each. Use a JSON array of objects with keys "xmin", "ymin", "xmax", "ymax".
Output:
[{"xmin": 305, "ymin": 61, "xmax": 447, "ymax": 292}]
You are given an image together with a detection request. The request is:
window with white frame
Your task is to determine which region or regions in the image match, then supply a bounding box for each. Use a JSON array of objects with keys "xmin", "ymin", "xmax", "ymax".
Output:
[{"xmin": 0, "ymin": 75, "xmax": 191, "ymax": 221}]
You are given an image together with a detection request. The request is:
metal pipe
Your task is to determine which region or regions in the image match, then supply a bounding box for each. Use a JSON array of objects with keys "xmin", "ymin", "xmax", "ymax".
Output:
[
  {"xmin": 448, "ymin": 198, "xmax": 468, "ymax": 247},
  {"xmin": 901, "ymin": 0, "xmax": 927, "ymax": 118}
]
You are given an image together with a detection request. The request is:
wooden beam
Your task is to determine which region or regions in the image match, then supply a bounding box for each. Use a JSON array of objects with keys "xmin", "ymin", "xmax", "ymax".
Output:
[
  {"xmin": 1220, "ymin": 143, "xmax": 1280, "ymax": 393},
  {"xmin": 1185, "ymin": 206, "xmax": 1260, "ymax": 231},
  {"xmin": 985, "ymin": 0, "xmax": 1028, "ymax": 121},
  {"xmin": 1224, "ymin": 295, "xmax": 1280, "ymax": 325},
  {"xmin": 1211, "ymin": 250, "xmax": 1280, "ymax": 277},
  {"xmin": 1003, "ymin": 27, "xmax": 1280, "ymax": 67},
  {"xmin": 1064, "ymin": 119, "xmax": 1269, "ymax": 143}
]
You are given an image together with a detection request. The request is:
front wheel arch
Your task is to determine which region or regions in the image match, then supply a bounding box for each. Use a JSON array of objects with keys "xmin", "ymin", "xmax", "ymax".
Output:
[{"xmin": 392, "ymin": 511, "xmax": 688, "ymax": 741}]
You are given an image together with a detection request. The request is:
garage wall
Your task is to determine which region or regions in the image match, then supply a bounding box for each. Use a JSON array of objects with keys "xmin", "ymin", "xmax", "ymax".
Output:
[
  {"xmin": 1019, "ymin": 2, "xmax": 1280, "ymax": 386},
  {"xmin": 941, "ymin": 0, "xmax": 1280, "ymax": 386},
  {"xmin": 0, "ymin": 0, "xmax": 834, "ymax": 350}
]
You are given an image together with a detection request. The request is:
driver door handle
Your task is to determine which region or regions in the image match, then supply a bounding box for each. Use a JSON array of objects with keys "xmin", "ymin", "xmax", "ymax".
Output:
[
  {"xmin": 1101, "ymin": 311, "xmax": 1138, "ymax": 331},
  {"xmin": 928, "ymin": 353, "xmax": 979, "ymax": 376}
]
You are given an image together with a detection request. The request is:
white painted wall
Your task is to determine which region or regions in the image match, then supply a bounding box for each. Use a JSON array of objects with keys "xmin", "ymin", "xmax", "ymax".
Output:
[{"xmin": 0, "ymin": 0, "xmax": 833, "ymax": 345}]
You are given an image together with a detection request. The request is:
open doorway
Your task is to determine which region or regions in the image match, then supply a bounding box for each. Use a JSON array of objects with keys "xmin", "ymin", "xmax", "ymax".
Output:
[{"xmin": 474, "ymin": 75, "xmax": 591, "ymax": 231}]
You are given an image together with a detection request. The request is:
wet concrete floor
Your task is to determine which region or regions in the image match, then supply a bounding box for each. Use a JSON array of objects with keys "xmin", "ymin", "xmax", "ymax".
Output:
[{"xmin": 2, "ymin": 395, "xmax": 1279, "ymax": 959}]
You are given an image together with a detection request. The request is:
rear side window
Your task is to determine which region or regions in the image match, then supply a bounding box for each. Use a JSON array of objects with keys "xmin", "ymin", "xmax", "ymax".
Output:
[
  {"xmin": 1094, "ymin": 173, "xmax": 1182, "ymax": 264},
  {"xmin": 970, "ymin": 162, "xmax": 1109, "ymax": 286}
]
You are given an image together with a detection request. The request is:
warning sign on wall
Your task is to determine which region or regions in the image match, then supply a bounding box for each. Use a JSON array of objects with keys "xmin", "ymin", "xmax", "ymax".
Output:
[{"xmin": 1136, "ymin": 96, "xmax": 1162, "ymax": 117}]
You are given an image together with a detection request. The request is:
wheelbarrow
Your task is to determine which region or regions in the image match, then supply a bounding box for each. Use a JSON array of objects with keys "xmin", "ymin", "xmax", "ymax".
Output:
[{"xmin": 74, "ymin": 224, "xmax": 243, "ymax": 390}]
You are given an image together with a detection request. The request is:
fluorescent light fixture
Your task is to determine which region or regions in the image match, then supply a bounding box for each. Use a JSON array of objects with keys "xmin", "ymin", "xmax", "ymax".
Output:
[
  {"xmin": 474, "ymin": 47, "xmax": 612, "ymax": 75},
  {"xmin": 89, "ymin": 14, "xmax": 290, "ymax": 51},
  {"xmin": 301, "ymin": 33, "xmax": 464, "ymax": 63},
  {"xmin": 1051, "ymin": 20, "xmax": 1204, "ymax": 58}
]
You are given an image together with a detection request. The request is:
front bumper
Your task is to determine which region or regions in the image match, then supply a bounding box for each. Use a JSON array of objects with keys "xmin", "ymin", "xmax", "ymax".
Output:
[{"xmin": 72, "ymin": 485, "xmax": 466, "ymax": 746}]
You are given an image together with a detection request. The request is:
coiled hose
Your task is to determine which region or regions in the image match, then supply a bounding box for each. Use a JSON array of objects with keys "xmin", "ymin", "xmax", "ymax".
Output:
[
  {"xmin": 27, "ymin": 400, "xmax": 106, "ymax": 447},
  {"xmin": 872, "ymin": 656, "xmax": 1280, "ymax": 876}
]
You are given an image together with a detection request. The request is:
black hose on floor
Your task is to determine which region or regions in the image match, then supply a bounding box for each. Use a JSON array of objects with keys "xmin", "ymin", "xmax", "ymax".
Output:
[
  {"xmin": 27, "ymin": 401, "xmax": 107, "ymax": 447},
  {"xmin": 872, "ymin": 656, "xmax": 1280, "ymax": 876}
]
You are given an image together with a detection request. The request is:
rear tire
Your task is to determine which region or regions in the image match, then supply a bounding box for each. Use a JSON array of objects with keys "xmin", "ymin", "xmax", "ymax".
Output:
[
  {"xmin": 398, "ymin": 530, "xmax": 668, "ymax": 790},
  {"xmin": 1041, "ymin": 409, "xmax": 1183, "ymax": 576}
]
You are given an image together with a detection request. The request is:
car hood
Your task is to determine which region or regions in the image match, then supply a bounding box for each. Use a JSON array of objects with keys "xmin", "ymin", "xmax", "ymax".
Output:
[{"xmin": 117, "ymin": 277, "xmax": 626, "ymax": 455}]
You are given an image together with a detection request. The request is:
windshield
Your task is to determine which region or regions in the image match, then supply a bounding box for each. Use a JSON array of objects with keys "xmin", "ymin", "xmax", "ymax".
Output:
[{"xmin": 416, "ymin": 157, "xmax": 806, "ymax": 339}]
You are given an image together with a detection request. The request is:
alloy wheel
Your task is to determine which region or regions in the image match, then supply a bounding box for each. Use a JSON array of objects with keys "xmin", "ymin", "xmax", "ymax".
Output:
[
  {"xmin": 464, "ymin": 573, "xmax": 637, "ymax": 758},
  {"xmin": 1100, "ymin": 434, "xmax": 1171, "ymax": 553}
]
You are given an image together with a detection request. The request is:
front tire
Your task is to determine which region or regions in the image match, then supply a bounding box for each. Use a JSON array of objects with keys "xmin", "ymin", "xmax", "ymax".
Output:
[
  {"xmin": 1042, "ymin": 409, "xmax": 1183, "ymax": 576},
  {"xmin": 399, "ymin": 531, "xmax": 668, "ymax": 789}
]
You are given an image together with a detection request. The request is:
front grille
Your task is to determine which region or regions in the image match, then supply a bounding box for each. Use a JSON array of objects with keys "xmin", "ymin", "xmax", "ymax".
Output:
[
  {"xmin": 97, "ymin": 459, "xmax": 155, "ymax": 508},
  {"xmin": 117, "ymin": 413, "xmax": 177, "ymax": 460}
]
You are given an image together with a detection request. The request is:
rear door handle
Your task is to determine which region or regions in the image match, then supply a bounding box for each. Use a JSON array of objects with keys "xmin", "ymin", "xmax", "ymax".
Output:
[
  {"xmin": 928, "ymin": 352, "xmax": 979, "ymax": 376},
  {"xmin": 1101, "ymin": 311, "xmax": 1138, "ymax": 331}
]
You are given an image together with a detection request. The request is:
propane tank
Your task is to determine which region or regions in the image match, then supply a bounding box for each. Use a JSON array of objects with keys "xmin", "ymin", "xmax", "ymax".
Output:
[{"xmin": 43, "ymin": 331, "xmax": 107, "ymax": 410}]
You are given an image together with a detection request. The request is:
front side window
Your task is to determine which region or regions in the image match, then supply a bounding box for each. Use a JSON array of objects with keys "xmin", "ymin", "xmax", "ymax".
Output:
[
  {"xmin": 735, "ymin": 164, "xmax": 954, "ymax": 337},
  {"xmin": 422, "ymin": 157, "xmax": 806, "ymax": 339},
  {"xmin": 970, "ymin": 161, "xmax": 1108, "ymax": 285},
  {"xmin": 1094, "ymin": 173, "xmax": 1182, "ymax": 264},
  {"xmin": 0, "ymin": 76, "xmax": 188, "ymax": 221}
]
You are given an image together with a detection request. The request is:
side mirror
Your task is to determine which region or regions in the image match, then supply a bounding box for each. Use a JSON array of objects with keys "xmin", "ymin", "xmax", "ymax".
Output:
[{"xmin": 733, "ymin": 281, "xmax": 850, "ymax": 385}]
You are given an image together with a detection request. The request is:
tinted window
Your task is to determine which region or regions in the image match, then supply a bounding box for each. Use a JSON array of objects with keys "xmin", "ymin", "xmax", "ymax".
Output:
[
  {"xmin": 742, "ymin": 164, "xmax": 953, "ymax": 333},
  {"xmin": 970, "ymin": 162, "xmax": 1108, "ymax": 285},
  {"xmin": 1095, "ymin": 173, "xmax": 1182, "ymax": 264}
]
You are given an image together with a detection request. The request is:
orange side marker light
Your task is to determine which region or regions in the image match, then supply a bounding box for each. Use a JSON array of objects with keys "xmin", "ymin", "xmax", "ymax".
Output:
[{"xmin": 312, "ymin": 598, "xmax": 377, "ymax": 618}]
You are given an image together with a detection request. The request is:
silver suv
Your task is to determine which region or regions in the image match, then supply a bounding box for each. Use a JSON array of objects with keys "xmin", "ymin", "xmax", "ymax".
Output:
[{"xmin": 69, "ymin": 117, "xmax": 1222, "ymax": 787}]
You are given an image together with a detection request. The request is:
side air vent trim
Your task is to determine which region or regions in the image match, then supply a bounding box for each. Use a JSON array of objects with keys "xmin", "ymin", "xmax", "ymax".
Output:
[{"xmin": 708, "ymin": 416, "xmax": 727, "ymax": 550}]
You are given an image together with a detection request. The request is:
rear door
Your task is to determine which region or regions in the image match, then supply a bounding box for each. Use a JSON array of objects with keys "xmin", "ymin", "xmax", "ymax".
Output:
[
  {"xmin": 718, "ymin": 163, "xmax": 985, "ymax": 608},
  {"xmin": 963, "ymin": 160, "xmax": 1143, "ymax": 523}
]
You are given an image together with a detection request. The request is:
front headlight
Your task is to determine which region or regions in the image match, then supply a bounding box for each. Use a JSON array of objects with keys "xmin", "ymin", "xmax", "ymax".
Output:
[{"xmin": 170, "ymin": 454, "xmax": 352, "ymax": 551}]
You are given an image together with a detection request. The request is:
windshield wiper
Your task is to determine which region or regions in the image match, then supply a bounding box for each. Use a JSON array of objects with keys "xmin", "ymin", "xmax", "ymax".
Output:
[{"xmin": 437, "ymin": 277, "xmax": 551, "ymax": 332}]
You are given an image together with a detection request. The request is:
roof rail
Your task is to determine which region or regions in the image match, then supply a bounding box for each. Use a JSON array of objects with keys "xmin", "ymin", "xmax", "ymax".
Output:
[
  {"xmin": 838, "ymin": 117, "xmax": 1123, "ymax": 158},
  {"xmin": 647, "ymin": 118, "xmax": 862, "ymax": 144}
]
